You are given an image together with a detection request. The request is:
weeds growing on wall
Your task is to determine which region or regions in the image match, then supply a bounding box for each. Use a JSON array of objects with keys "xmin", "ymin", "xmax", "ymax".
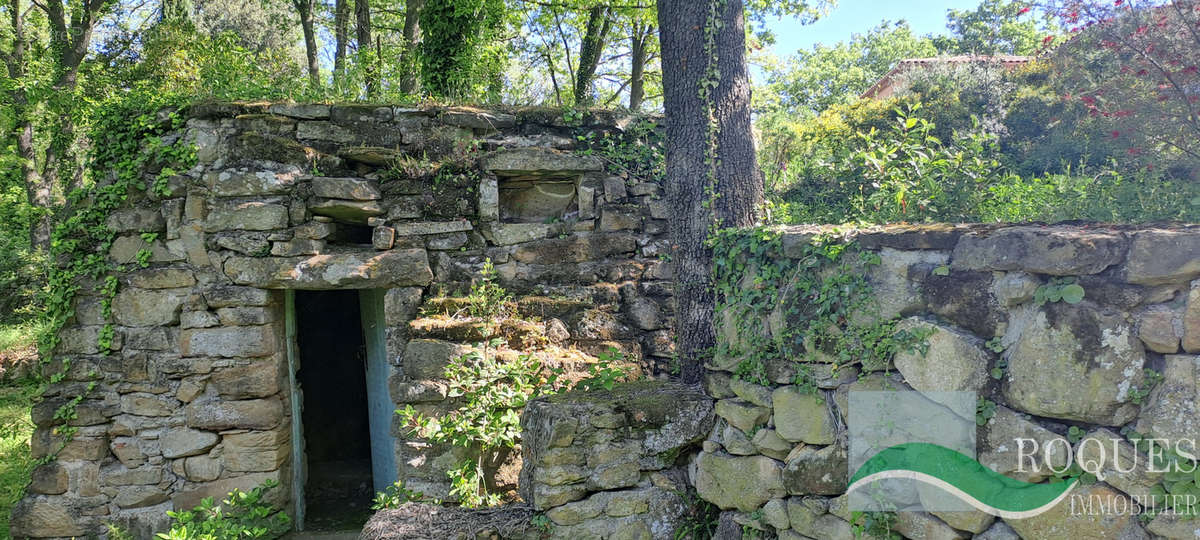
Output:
[
  {"xmin": 396, "ymin": 265, "xmax": 636, "ymax": 507},
  {"xmin": 709, "ymin": 227, "xmax": 931, "ymax": 388}
]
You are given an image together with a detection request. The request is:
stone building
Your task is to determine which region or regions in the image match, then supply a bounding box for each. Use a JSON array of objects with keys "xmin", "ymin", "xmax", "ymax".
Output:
[
  {"xmin": 12, "ymin": 103, "xmax": 676, "ymax": 537},
  {"xmin": 11, "ymin": 102, "xmax": 1200, "ymax": 540}
]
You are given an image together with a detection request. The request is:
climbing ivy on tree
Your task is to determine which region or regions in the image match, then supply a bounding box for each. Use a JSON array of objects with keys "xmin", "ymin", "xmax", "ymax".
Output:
[{"xmin": 418, "ymin": 0, "xmax": 510, "ymax": 100}]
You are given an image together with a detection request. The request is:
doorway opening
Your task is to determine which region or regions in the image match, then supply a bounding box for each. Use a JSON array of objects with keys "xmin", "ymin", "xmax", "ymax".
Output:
[{"xmin": 292, "ymin": 290, "xmax": 375, "ymax": 530}]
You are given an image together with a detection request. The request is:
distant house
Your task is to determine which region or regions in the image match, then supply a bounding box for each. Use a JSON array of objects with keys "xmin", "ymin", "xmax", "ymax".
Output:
[{"xmin": 861, "ymin": 55, "xmax": 1033, "ymax": 100}]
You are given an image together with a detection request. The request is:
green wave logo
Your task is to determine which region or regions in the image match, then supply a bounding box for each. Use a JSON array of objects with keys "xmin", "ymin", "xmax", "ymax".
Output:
[{"xmin": 848, "ymin": 442, "xmax": 1076, "ymax": 519}]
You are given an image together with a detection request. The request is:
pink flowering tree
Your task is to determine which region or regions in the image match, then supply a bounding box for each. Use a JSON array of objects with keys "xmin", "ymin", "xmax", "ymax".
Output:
[{"xmin": 1042, "ymin": 0, "xmax": 1200, "ymax": 164}]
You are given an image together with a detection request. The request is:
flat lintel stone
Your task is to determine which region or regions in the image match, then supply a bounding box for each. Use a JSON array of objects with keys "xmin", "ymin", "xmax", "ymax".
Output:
[{"xmin": 223, "ymin": 248, "xmax": 433, "ymax": 289}]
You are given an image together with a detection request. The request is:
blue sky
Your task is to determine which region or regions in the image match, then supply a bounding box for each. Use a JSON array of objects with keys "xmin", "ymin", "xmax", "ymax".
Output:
[{"xmin": 763, "ymin": 0, "xmax": 983, "ymax": 56}]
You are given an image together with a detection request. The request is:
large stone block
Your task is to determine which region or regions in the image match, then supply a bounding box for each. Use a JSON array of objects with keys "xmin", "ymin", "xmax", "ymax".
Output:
[
  {"xmin": 311, "ymin": 177, "xmax": 382, "ymax": 200},
  {"xmin": 402, "ymin": 339, "xmax": 473, "ymax": 380},
  {"xmin": 127, "ymin": 267, "xmax": 196, "ymax": 289},
  {"xmin": 205, "ymin": 167, "xmax": 304, "ymax": 196},
  {"xmin": 1002, "ymin": 303, "xmax": 1146, "ymax": 425},
  {"xmin": 484, "ymin": 148, "xmax": 603, "ymax": 175},
  {"xmin": 107, "ymin": 207, "xmax": 165, "ymax": 232},
  {"xmin": 185, "ymin": 398, "xmax": 283, "ymax": 430},
  {"xmin": 772, "ymin": 386, "xmax": 836, "ymax": 445},
  {"xmin": 1184, "ymin": 281, "xmax": 1200, "ymax": 352},
  {"xmin": 1134, "ymin": 354, "xmax": 1198, "ymax": 443},
  {"xmin": 694, "ymin": 452, "xmax": 785, "ymax": 512},
  {"xmin": 210, "ymin": 361, "xmax": 281, "ymax": 399},
  {"xmin": 112, "ymin": 288, "xmax": 185, "ymax": 327},
  {"xmin": 782, "ymin": 443, "xmax": 847, "ymax": 495},
  {"xmin": 181, "ymin": 325, "xmax": 276, "ymax": 358},
  {"xmin": 952, "ymin": 226, "xmax": 1126, "ymax": 275},
  {"xmin": 223, "ymin": 249, "xmax": 433, "ymax": 289},
  {"xmin": 893, "ymin": 318, "xmax": 991, "ymax": 405},
  {"xmin": 1124, "ymin": 229, "xmax": 1200, "ymax": 285},
  {"xmin": 161, "ymin": 427, "xmax": 220, "ymax": 458},
  {"xmin": 512, "ymin": 233, "xmax": 637, "ymax": 264},
  {"xmin": 171, "ymin": 471, "xmax": 284, "ymax": 511},
  {"xmin": 979, "ymin": 406, "xmax": 1068, "ymax": 483},
  {"xmin": 9, "ymin": 499, "xmax": 84, "ymax": 537},
  {"xmin": 204, "ymin": 201, "xmax": 289, "ymax": 232},
  {"xmin": 1006, "ymin": 483, "xmax": 1147, "ymax": 540}
]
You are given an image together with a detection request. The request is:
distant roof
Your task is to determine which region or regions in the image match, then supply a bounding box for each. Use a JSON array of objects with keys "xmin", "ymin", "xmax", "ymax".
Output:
[{"xmin": 861, "ymin": 55, "xmax": 1034, "ymax": 99}]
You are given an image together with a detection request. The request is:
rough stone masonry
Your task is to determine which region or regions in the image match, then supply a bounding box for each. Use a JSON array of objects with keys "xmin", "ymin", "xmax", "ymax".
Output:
[
  {"xmin": 12, "ymin": 101, "xmax": 1200, "ymax": 540},
  {"xmin": 12, "ymin": 103, "xmax": 676, "ymax": 538}
]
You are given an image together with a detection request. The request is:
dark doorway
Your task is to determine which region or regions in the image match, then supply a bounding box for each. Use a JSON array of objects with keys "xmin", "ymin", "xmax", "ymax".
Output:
[{"xmin": 295, "ymin": 290, "xmax": 374, "ymax": 530}]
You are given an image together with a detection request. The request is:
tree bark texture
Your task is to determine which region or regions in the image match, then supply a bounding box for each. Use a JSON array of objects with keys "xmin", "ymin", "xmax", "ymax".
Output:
[
  {"xmin": 355, "ymin": 0, "xmax": 377, "ymax": 96},
  {"xmin": 658, "ymin": 0, "xmax": 762, "ymax": 383},
  {"xmin": 398, "ymin": 0, "xmax": 423, "ymax": 94},
  {"xmin": 295, "ymin": 0, "xmax": 320, "ymax": 87},
  {"xmin": 334, "ymin": 0, "xmax": 350, "ymax": 84},
  {"xmin": 573, "ymin": 5, "xmax": 613, "ymax": 106}
]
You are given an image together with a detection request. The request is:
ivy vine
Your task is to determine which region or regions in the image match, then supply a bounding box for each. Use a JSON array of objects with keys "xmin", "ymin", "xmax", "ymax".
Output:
[
  {"xmin": 34, "ymin": 94, "xmax": 195, "ymax": 464},
  {"xmin": 709, "ymin": 227, "xmax": 930, "ymax": 389}
]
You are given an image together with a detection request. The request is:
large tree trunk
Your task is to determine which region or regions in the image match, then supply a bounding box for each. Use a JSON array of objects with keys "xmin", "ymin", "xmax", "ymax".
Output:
[
  {"xmin": 334, "ymin": 0, "xmax": 350, "ymax": 85},
  {"xmin": 573, "ymin": 5, "xmax": 613, "ymax": 106},
  {"xmin": 355, "ymin": 0, "xmax": 377, "ymax": 96},
  {"xmin": 658, "ymin": 0, "xmax": 762, "ymax": 383},
  {"xmin": 397, "ymin": 0, "xmax": 423, "ymax": 94},
  {"xmin": 295, "ymin": 0, "xmax": 320, "ymax": 87},
  {"xmin": 2, "ymin": 0, "xmax": 50, "ymax": 251},
  {"xmin": 628, "ymin": 21, "xmax": 649, "ymax": 111}
]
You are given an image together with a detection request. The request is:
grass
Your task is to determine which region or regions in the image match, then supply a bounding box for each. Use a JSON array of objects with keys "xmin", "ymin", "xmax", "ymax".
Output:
[
  {"xmin": 0, "ymin": 320, "xmax": 43, "ymax": 353},
  {"xmin": 0, "ymin": 379, "xmax": 35, "ymax": 538},
  {"xmin": 0, "ymin": 322, "xmax": 39, "ymax": 538}
]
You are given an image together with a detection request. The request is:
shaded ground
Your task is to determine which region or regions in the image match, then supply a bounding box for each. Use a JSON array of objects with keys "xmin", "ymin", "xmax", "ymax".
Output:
[{"xmin": 0, "ymin": 378, "xmax": 36, "ymax": 538}]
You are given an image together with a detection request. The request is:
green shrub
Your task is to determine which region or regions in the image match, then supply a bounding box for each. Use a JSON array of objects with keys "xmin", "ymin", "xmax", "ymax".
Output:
[{"xmin": 156, "ymin": 480, "xmax": 290, "ymax": 540}]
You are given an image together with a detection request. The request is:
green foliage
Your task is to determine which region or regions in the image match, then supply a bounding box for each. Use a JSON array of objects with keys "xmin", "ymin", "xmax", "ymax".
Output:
[
  {"xmin": 759, "ymin": 21, "xmax": 939, "ymax": 114},
  {"xmin": 673, "ymin": 488, "xmax": 721, "ymax": 540},
  {"xmin": 573, "ymin": 348, "xmax": 636, "ymax": 392},
  {"xmin": 1128, "ymin": 432, "xmax": 1200, "ymax": 519},
  {"xmin": 939, "ymin": 0, "xmax": 1059, "ymax": 56},
  {"xmin": 0, "ymin": 379, "xmax": 37, "ymax": 538},
  {"xmin": 1032, "ymin": 277, "xmax": 1084, "ymax": 306},
  {"xmin": 851, "ymin": 510, "xmax": 900, "ymax": 539},
  {"xmin": 530, "ymin": 514, "xmax": 553, "ymax": 534},
  {"xmin": 1066, "ymin": 425, "xmax": 1085, "ymax": 445},
  {"xmin": 466, "ymin": 259, "xmax": 512, "ymax": 329},
  {"xmin": 31, "ymin": 92, "xmax": 195, "ymax": 466},
  {"xmin": 975, "ymin": 397, "xmax": 997, "ymax": 426},
  {"xmin": 419, "ymin": 0, "xmax": 511, "ymax": 100},
  {"xmin": 156, "ymin": 480, "xmax": 290, "ymax": 540},
  {"xmin": 710, "ymin": 228, "xmax": 930, "ymax": 387},
  {"xmin": 371, "ymin": 479, "xmax": 424, "ymax": 510},
  {"xmin": 1128, "ymin": 368, "xmax": 1163, "ymax": 406},
  {"xmin": 578, "ymin": 116, "xmax": 666, "ymax": 185}
]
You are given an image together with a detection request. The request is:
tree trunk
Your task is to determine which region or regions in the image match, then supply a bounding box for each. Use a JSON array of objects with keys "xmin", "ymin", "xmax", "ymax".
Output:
[
  {"xmin": 355, "ymin": 0, "xmax": 377, "ymax": 96},
  {"xmin": 658, "ymin": 0, "xmax": 761, "ymax": 383},
  {"xmin": 295, "ymin": 0, "xmax": 320, "ymax": 88},
  {"xmin": 160, "ymin": 0, "xmax": 193, "ymax": 22},
  {"xmin": 573, "ymin": 5, "xmax": 613, "ymax": 106},
  {"xmin": 628, "ymin": 21, "xmax": 649, "ymax": 110},
  {"xmin": 334, "ymin": 0, "xmax": 350, "ymax": 85},
  {"xmin": 398, "ymin": 0, "xmax": 423, "ymax": 94}
]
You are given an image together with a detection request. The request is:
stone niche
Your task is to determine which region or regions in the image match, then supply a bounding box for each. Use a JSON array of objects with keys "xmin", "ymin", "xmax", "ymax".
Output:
[
  {"xmin": 12, "ymin": 104, "xmax": 676, "ymax": 539},
  {"xmin": 499, "ymin": 176, "xmax": 579, "ymax": 223}
]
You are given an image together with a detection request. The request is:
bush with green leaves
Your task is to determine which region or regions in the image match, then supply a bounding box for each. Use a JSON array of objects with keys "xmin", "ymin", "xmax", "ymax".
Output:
[
  {"xmin": 396, "ymin": 339, "xmax": 634, "ymax": 507},
  {"xmin": 156, "ymin": 480, "xmax": 290, "ymax": 540}
]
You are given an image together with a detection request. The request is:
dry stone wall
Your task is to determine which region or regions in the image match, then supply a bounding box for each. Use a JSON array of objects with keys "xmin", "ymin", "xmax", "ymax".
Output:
[
  {"xmin": 698, "ymin": 224, "xmax": 1200, "ymax": 540},
  {"xmin": 12, "ymin": 103, "xmax": 675, "ymax": 538}
]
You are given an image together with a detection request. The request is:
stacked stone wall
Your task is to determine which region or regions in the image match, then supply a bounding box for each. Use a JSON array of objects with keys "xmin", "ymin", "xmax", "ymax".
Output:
[
  {"xmin": 12, "ymin": 103, "xmax": 675, "ymax": 537},
  {"xmin": 697, "ymin": 224, "xmax": 1200, "ymax": 540}
]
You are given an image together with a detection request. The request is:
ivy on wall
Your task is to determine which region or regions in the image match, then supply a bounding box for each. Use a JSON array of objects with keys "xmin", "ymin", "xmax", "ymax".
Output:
[
  {"xmin": 709, "ymin": 227, "xmax": 930, "ymax": 388},
  {"xmin": 34, "ymin": 94, "xmax": 195, "ymax": 464}
]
